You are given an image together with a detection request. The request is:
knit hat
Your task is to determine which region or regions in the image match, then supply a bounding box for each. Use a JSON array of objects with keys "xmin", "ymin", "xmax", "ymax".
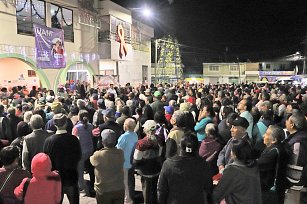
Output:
[
  {"xmin": 53, "ymin": 113, "xmax": 67, "ymax": 127},
  {"xmin": 101, "ymin": 129, "xmax": 117, "ymax": 147},
  {"xmin": 51, "ymin": 102, "xmax": 61, "ymax": 112}
]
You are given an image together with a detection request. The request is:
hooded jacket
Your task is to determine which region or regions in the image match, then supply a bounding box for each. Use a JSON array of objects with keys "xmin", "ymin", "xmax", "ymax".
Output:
[{"xmin": 14, "ymin": 153, "xmax": 61, "ymax": 204}]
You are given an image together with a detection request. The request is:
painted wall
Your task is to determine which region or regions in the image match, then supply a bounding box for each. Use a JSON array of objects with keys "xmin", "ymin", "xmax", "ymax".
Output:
[{"xmin": 0, "ymin": 58, "xmax": 40, "ymax": 89}]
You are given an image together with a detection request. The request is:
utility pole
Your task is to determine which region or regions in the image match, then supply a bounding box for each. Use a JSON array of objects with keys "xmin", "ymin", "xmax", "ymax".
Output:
[
  {"xmin": 237, "ymin": 57, "xmax": 241, "ymax": 84},
  {"xmin": 155, "ymin": 39, "xmax": 158, "ymax": 84}
]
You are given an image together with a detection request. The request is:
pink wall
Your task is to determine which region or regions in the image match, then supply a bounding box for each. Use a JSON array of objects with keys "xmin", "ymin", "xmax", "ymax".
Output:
[{"xmin": 0, "ymin": 58, "xmax": 40, "ymax": 89}]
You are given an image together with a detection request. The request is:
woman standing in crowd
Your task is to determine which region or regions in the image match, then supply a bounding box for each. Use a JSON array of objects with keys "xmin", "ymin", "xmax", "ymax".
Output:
[
  {"xmin": 133, "ymin": 120, "xmax": 163, "ymax": 204},
  {"xmin": 14, "ymin": 153, "xmax": 61, "ymax": 204},
  {"xmin": 158, "ymin": 133, "xmax": 213, "ymax": 204},
  {"xmin": 194, "ymin": 104, "xmax": 215, "ymax": 142},
  {"xmin": 213, "ymin": 139, "xmax": 262, "ymax": 204},
  {"xmin": 0, "ymin": 146, "xmax": 31, "ymax": 204},
  {"xmin": 199, "ymin": 123, "xmax": 223, "ymax": 176},
  {"xmin": 257, "ymin": 125, "xmax": 289, "ymax": 204},
  {"xmin": 72, "ymin": 110, "xmax": 94, "ymax": 193}
]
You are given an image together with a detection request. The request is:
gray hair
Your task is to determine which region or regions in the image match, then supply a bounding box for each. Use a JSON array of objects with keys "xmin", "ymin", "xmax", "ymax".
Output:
[
  {"xmin": 7, "ymin": 107, "xmax": 16, "ymax": 115},
  {"xmin": 172, "ymin": 110, "xmax": 185, "ymax": 127},
  {"xmin": 268, "ymin": 125, "xmax": 285, "ymax": 143},
  {"xmin": 205, "ymin": 123, "xmax": 216, "ymax": 137},
  {"xmin": 290, "ymin": 112, "xmax": 307, "ymax": 131},
  {"xmin": 24, "ymin": 111, "xmax": 33, "ymax": 123},
  {"xmin": 30, "ymin": 114, "xmax": 44, "ymax": 130},
  {"xmin": 261, "ymin": 100, "xmax": 272, "ymax": 110},
  {"xmin": 77, "ymin": 99, "xmax": 86, "ymax": 109}
]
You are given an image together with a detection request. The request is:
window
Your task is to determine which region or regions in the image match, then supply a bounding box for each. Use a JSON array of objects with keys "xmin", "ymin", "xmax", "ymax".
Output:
[
  {"xmin": 28, "ymin": 70, "xmax": 36, "ymax": 77},
  {"xmin": 101, "ymin": 70, "xmax": 114, "ymax": 75},
  {"xmin": 50, "ymin": 4, "xmax": 74, "ymax": 42},
  {"xmin": 230, "ymin": 65, "xmax": 239, "ymax": 71},
  {"xmin": 266, "ymin": 64, "xmax": 271, "ymax": 69},
  {"xmin": 209, "ymin": 65, "xmax": 219, "ymax": 72},
  {"xmin": 16, "ymin": 0, "xmax": 46, "ymax": 35}
]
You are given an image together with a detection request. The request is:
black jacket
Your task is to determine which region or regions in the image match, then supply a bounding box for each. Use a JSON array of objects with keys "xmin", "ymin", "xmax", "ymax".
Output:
[{"xmin": 158, "ymin": 156, "xmax": 213, "ymax": 204}]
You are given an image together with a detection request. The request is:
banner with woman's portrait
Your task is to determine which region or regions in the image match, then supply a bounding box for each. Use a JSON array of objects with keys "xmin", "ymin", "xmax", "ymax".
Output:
[{"xmin": 33, "ymin": 24, "xmax": 66, "ymax": 68}]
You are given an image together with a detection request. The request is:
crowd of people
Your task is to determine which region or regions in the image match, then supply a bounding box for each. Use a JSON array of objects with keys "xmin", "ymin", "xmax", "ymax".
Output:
[{"xmin": 0, "ymin": 81, "xmax": 307, "ymax": 204}]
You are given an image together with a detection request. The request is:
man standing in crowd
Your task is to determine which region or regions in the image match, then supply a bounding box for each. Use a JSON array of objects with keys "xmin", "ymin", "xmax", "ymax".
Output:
[
  {"xmin": 237, "ymin": 98, "xmax": 254, "ymax": 139},
  {"xmin": 22, "ymin": 114, "xmax": 52, "ymax": 171},
  {"xmin": 107, "ymin": 83, "xmax": 117, "ymax": 98},
  {"xmin": 43, "ymin": 113, "xmax": 81, "ymax": 204},
  {"xmin": 116, "ymin": 118, "xmax": 138, "ymax": 204},
  {"xmin": 217, "ymin": 116, "xmax": 250, "ymax": 173},
  {"xmin": 90, "ymin": 129, "xmax": 125, "ymax": 204},
  {"xmin": 284, "ymin": 112, "xmax": 307, "ymax": 203},
  {"xmin": 151, "ymin": 91, "xmax": 164, "ymax": 115}
]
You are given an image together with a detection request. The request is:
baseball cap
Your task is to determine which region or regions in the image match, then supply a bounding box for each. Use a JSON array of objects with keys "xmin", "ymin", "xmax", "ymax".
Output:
[
  {"xmin": 154, "ymin": 91, "xmax": 162, "ymax": 97},
  {"xmin": 142, "ymin": 120, "xmax": 157, "ymax": 131},
  {"xmin": 230, "ymin": 116, "xmax": 249, "ymax": 129},
  {"xmin": 101, "ymin": 129, "xmax": 117, "ymax": 147},
  {"xmin": 164, "ymin": 106, "xmax": 174, "ymax": 114},
  {"xmin": 102, "ymin": 108, "xmax": 115, "ymax": 118}
]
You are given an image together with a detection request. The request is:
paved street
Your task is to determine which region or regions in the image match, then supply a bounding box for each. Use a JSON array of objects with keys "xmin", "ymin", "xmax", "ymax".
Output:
[{"xmin": 63, "ymin": 174, "xmax": 143, "ymax": 204}]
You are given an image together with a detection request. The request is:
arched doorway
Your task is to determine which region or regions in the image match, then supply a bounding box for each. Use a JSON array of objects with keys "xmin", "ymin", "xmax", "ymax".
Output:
[
  {"xmin": 0, "ymin": 54, "xmax": 51, "ymax": 89},
  {"xmin": 55, "ymin": 61, "xmax": 95, "ymax": 90}
]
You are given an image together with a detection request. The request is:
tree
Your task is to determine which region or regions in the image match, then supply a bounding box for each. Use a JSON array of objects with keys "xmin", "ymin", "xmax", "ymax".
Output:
[{"xmin": 156, "ymin": 35, "xmax": 183, "ymax": 83}]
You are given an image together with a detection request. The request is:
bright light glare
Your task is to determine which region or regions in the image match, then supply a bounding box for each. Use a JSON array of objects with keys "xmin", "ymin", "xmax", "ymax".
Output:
[{"xmin": 142, "ymin": 7, "xmax": 152, "ymax": 18}]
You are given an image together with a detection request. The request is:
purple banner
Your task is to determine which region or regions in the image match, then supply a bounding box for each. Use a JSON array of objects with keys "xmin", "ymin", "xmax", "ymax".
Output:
[{"xmin": 33, "ymin": 24, "xmax": 66, "ymax": 68}]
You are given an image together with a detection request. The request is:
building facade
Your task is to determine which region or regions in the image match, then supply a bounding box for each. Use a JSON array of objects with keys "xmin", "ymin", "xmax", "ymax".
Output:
[
  {"xmin": 0, "ymin": 0, "xmax": 153, "ymax": 90},
  {"xmin": 203, "ymin": 61, "xmax": 295, "ymax": 84}
]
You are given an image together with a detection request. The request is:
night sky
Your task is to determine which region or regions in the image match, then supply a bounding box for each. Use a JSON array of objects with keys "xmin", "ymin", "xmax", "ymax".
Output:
[{"xmin": 112, "ymin": 0, "xmax": 307, "ymax": 67}]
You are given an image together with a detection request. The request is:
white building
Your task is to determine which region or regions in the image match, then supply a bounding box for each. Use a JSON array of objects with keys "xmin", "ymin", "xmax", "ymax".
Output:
[{"xmin": 0, "ymin": 0, "xmax": 153, "ymax": 90}]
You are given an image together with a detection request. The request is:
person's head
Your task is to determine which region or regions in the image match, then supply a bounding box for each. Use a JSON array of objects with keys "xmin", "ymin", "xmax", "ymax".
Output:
[
  {"xmin": 121, "ymin": 106, "xmax": 130, "ymax": 117},
  {"xmin": 76, "ymin": 99, "xmax": 86, "ymax": 110},
  {"xmin": 100, "ymin": 129, "xmax": 117, "ymax": 148},
  {"xmin": 102, "ymin": 108, "xmax": 115, "ymax": 122},
  {"xmin": 154, "ymin": 111, "xmax": 167, "ymax": 124},
  {"xmin": 170, "ymin": 110, "xmax": 185, "ymax": 127},
  {"xmin": 201, "ymin": 105, "xmax": 215, "ymax": 118},
  {"xmin": 0, "ymin": 146, "xmax": 20, "ymax": 167},
  {"xmin": 164, "ymin": 106, "xmax": 174, "ymax": 115},
  {"xmin": 263, "ymin": 125, "xmax": 285, "ymax": 147},
  {"xmin": 222, "ymin": 106, "xmax": 233, "ymax": 119},
  {"xmin": 142, "ymin": 120, "xmax": 157, "ymax": 137},
  {"xmin": 17, "ymin": 121, "xmax": 31, "ymax": 138},
  {"xmin": 286, "ymin": 112, "xmax": 307, "ymax": 134},
  {"xmin": 180, "ymin": 133, "xmax": 199, "ymax": 157},
  {"xmin": 7, "ymin": 107, "xmax": 16, "ymax": 116},
  {"xmin": 53, "ymin": 113, "xmax": 67, "ymax": 130},
  {"xmin": 260, "ymin": 101, "xmax": 272, "ymax": 113},
  {"xmin": 23, "ymin": 111, "xmax": 33, "ymax": 123},
  {"xmin": 124, "ymin": 118, "xmax": 136, "ymax": 132},
  {"xmin": 230, "ymin": 116, "xmax": 249, "ymax": 139},
  {"xmin": 237, "ymin": 99, "xmax": 252, "ymax": 113},
  {"xmin": 31, "ymin": 153, "xmax": 52, "ymax": 176},
  {"xmin": 29, "ymin": 114, "xmax": 44, "ymax": 130},
  {"xmin": 51, "ymin": 102, "xmax": 62, "ymax": 114},
  {"xmin": 78, "ymin": 109, "xmax": 89, "ymax": 125},
  {"xmin": 231, "ymin": 139, "xmax": 255, "ymax": 167},
  {"xmin": 205, "ymin": 123, "xmax": 217, "ymax": 138}
]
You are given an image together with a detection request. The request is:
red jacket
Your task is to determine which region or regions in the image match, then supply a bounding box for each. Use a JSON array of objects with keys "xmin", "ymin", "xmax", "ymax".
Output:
[{"xmin": 14, "ymin": 153, "xmax": 61, "ymax": 204}]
